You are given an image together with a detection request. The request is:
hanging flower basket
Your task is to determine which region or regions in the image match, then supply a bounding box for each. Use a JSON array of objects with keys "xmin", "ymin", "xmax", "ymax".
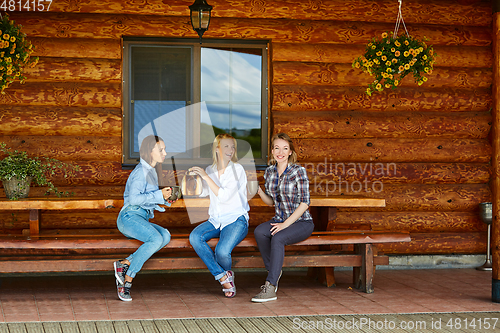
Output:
[
  {"xmin": 352, "ymin": 32, "xmax": 436, "ymax": 96},
  {"xmin": 0, "ymin": 14, "xmax": 38, "ymax": 93}
]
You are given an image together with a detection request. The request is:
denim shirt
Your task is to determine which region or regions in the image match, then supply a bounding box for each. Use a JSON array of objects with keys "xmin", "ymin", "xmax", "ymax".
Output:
[{"xmin": 120, "ymin": 158, "xmax": 169, "ymax": 218}]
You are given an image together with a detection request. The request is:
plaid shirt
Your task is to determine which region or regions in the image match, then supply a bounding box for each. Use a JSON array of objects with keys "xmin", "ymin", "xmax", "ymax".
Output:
[{"xmin": 264, "ymin": 163, "xmax": 313, "ymax": 222}]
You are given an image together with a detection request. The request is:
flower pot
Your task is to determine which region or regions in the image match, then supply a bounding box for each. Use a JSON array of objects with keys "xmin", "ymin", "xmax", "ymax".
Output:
[{"xmin": 2, "ymin": 176, "xmax": 32, "ymax": 200}]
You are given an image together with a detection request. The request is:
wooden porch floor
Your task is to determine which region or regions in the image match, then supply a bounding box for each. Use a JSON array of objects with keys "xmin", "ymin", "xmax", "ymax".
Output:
[{"xmin": 0, "ymin": 268, "xmax": 499, "ymax": 331}]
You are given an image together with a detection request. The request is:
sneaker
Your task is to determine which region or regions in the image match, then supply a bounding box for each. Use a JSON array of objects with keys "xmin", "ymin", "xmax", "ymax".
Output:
[
  {"xmin": 114, "ymin": 260, "xmax": 129, "ymax": 285},
  {"xmin": 117, "ymin": 280, "xmax": 132, "ymax": 302},
  {"xmin": 251, "ymin": 281, "xmax": 277, "ymax": 303}
]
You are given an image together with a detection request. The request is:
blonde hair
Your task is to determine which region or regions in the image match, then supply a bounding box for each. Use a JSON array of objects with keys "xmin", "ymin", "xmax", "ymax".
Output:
[
  {"xmin": 269, "ymin": 132, "xmax": 298, "ymax": 165},
  {"xmin": 212, "ymin": 133, "xmax": 238, "ymax": 167}
]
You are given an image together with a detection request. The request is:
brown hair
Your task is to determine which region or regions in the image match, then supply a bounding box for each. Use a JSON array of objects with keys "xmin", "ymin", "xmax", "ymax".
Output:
[
  {"xmin": 269, "ymin": 132, "xmax": 298, "ymax": 165},
  {"xmin": 212, "ymin": 133, "xmax": 238, "ymax": 167},
  {"xmin": 139, "ymin": 135, "xmax": 165, "ymax": 185}
]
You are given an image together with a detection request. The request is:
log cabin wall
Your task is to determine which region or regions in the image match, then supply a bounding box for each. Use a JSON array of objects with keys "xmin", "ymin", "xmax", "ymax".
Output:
[{"xmin": 0, "ymin": 0, "xmax": 493, "ymax": 256}]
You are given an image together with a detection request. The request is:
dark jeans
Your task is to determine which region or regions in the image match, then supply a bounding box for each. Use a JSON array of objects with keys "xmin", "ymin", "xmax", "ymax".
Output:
[{"xmin": 254, "ymin": 218, "xmax": 314, "ymax": 286}]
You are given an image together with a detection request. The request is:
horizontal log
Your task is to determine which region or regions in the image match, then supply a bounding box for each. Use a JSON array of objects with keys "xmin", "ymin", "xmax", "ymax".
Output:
[
  {"xmin": 31, "ymin": 37, "xmax": 121, "ymax": 59},
  {"xmin": 272, "ymin": 44, "xmax": 493, "ymax": 68},
  {"xmin": 274, "ymin": 111, "xmax": 491, "ymax": 139},
  {"xmin": 304, "ymin": 162, "xmax": 490, "ymax": 185},
  {"xmin": 44, "ymin": 0, "xmax": 491, "ymax": 27},
  {"xmin": 273, "ymin": 62, "xmax": 492, "ymax": 88},
  {"xmin": 294, "ymin": 138, "xmax": 491, "ymax": 163},
  {"xmin": 12, "ymin": 13, "xmax": 491, "ymax": 47},
  {"xmin": 0, "ymin": 82, "xmax": 121, "ymax": 108},
  {"xmin": 333, "ymin": 211, "xmax": 486, "ymax": 233},
  {"xmin": 5, "ymin": 183, "xmax": 490, "ymax": 213},
  {"xmin": 377, "ymin": 232, "xmax": 486, "ymax": 254},
  {"xmin": 46, "ymin": 160, "xmax": 490, "ymax": 186},
  {"xmin": 273, "ymin": 86, "xmax": 491, "ymax": 113},
  {"xmin": 24, "ymin": 57, "xmax": 121, "ymax": 83},
  {"xmin": 311, "ymin": 184, "xmax": 491, "ymax": 212},
  {"xmin": 0, "ymin": 105, "xmax": 121, "ymax": 137},
  {"xmin": 0, "ymin": 136, "xmax": 121, "ymax": 162}
]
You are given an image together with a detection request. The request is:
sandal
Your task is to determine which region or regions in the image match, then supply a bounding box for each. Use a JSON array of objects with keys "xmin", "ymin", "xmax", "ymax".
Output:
[{"xmin": 219, "ymin": 270, "xmax": 236, "ymax": 298}]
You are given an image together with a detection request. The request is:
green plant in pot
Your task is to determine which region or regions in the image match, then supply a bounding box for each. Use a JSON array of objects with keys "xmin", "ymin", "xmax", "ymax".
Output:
[{"xmin": 0, "ymin": 143, "xmax": 80, "ymax": 200}]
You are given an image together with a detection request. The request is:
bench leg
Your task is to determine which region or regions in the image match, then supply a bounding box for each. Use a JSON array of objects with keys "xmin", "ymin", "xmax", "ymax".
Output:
[
  {"xmin": 307, "ymin": 267, "xmax": 336, "ymax": 287},
  {"xmin": 29, "ymin": 209, "xmax": 41, "ymax": 235},
  {"xmin": 353, "ymin": 243, "xmax": 374, "ymax": 293}
]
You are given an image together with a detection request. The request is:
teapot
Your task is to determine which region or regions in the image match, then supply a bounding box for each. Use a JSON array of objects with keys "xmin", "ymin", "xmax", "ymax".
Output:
[{"xmin": 181, "ymin": 171, "xmax": 203, "ymax": 197}]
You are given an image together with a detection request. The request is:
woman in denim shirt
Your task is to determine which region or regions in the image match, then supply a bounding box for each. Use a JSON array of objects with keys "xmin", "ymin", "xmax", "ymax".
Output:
[{"xmin": 113, "ymin": 135, "xmax": 174, "ymax": 302}]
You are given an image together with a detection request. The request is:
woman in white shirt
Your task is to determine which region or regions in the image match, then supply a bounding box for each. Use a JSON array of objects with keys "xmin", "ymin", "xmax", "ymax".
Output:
[{"xmin": 189, "ymin": 133, "xmax": 249, "ymax": 298}]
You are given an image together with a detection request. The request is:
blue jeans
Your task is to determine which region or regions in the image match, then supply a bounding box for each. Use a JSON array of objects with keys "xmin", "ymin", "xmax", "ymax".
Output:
[
  {"xmin": 116, "ymin": 205, "xmax": 171, "ymax": 278},
  {"xmin": 189, "ymin": 215, "xmax": 248, "ymax": 281}
]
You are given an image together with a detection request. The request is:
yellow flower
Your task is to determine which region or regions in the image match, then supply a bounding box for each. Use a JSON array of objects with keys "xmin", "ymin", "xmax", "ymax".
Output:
[
  {"xmin": 392, "ymin": 58, "xmax": 398, "ymax": 63},
  {"xmin": 404, "ymin": 64, "xmax": 410, "ymax": 70},
  {"xmin": 418, "ymin": 80, "xmax": 423, "ymax": 85},
  {"xmin": 6, "ymin": 69, "xmax": 12, "ymax": 75},
  {"xmin": 4, "ymin": 41, "xmax": 8, "ymax": 48},
  {"xmin": 389, "ymin": 74, "xmax": 393, "ymax": 79},
  {"xmin": 409, "ymin": 48, "xmax": 414, "ymax": 54},
  {"xmin": 381, "ymin": 55, "xmax": 387, "ymax": 61},
  {"xmin": 2, "ymin": 34, "xmax": 9, "ymax": 40},
  {"xmin": 366, "ymin": 88, "xmax": 372, "ymax": 96},
  {"xmin": 422, "ymin": 55, "xmax": 427, "ymax": 60},
  {"xmin": 391, "ymin": 48, "xmax": 395, "ymax": 52},
  {"xmin": 419, "ymin": 47, "xmax": 424, "ymax": 52},
  {"xmin": 395, "ymin": 41, "xmax": 401, "ymax": 47},
  {"xmin": 398, "ymin": 65, "xmax": 404, "ymax": 72},
  {"xmin": 9, "ymin": 36, "xmax": 15, "ymax": 42},
  {"xmin": 371, "ymin": 45, "xmax": 376, "ymax": 49},
  {"xmin": 404, "ymin": 40, "xmax": 409, "ymax": 45},
  {"xmin": 423, "ymin": 77, "xmax": 428, "ymax": 82},
  {"xmin": 376, "ymin": 51, "xmax": 382, "ymax": 56},
  {"xmin": 382, "ymin": 72, "xmax": 388, "ymax": 78},
  {"xmin": 385, "ymin": 83, "xmax": 391, "ymax": 88},
  {"xmin": 404, "ymin": 51, "xmax": 409, "ymax": 57},
  {"xmin": 354, "ymin": 62, "xmax": 360, "ymax": 68},
  {"xmin": 395, "ymin": 51, "xmax": 400, "ymax": 57},
  {"xmin": 382, "ymin": 32, "xmax": 388, "ymax": 38},
  {"xmin": 376, "ymin": 83, "xmax": 382, "ymax": 90},
  {"xmin": 6, "ymin": 57, "xmax": 11, "ymax": 63},
  {"xmin": 385, "ymin": 61, "xmax": 391, "ymax": 66},
  {"xmin": 386, "ymin": 67, "xmax": 392, "ymax": 73},
  {"xmin": 373, "ymin": 59, "xmax": 379, "ymax": 64},
  {"xmin": 394, "ymin": 80, "xmax": 399, "ymax": 86},
  {"xmin": 368, "ymin": 43, "xmax": 373, "ymax": 47}
]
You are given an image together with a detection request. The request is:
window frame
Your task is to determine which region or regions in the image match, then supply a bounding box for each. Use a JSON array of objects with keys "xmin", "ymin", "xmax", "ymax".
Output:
[{"xmin": 122, "ymin": 37, "xmax": 269, "ymax": 169}]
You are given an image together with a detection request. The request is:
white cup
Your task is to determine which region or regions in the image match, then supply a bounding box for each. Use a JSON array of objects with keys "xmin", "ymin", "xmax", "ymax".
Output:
[{"xmin": 247, "ymin": 180, "xmax": 259, "ymax": 197}]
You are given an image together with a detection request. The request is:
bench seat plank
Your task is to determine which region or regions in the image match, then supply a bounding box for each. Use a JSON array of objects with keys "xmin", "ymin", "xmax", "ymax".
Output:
[{"xmin": 0, "ymin": 231, "xmax": 410, "ymax": 250}]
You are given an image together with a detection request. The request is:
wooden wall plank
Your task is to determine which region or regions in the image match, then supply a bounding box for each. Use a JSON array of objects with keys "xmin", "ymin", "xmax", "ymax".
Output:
[
  {"xmin": 274, "ymin": 111, "xmax": 491, "ymax": 139},
  {"xmin": 0, "ymin": 82, "xmax": 121, "ymax": 108},
  {"xmin": 310, "ymin": 184, "xmax": 491, "ymax": 212},
  {"xmin": 305, "ymin": 162, "xmax": 490, "ymax": 185},
  {"xmin": 333, "ymin": 211, "xmax": 486, "ymax": 233},
  {"xmin": 294, "ymin": 138, "xmax": 491, "ymax": 163},
  {"xmin": 272, "ymin": 44, "xmax": 493, "ymax": 68},
  {"xmin": 30, "ymin": 37, "xmax": 121, "ymax": 59},
  {"xmin": 273, "ymin": 62, "xmax": 492, "ymax": 88},
  {"xmin": 43, "ymin": 161, "xmax": 489, "ymax": 186},
  {"xmin": 273, "ymin": 86, "xmax": 491, "ymax": 112},
  {"xmin": 24, "ymin": 58, "xmax": 121, "ymax": 83},
  {"xmin": 47, "ymin": 0, "xmax": 491, "ymax": 27},
  {"xmin": 0, "ymin": 106, "xmax": 121, "ymax": 137},
  {"xmin": 378, "ymin": 232, "xmax": 486, "ymax": 254},
  {"xmin": 0, "ymin": 136, "xmax": 121, "ymax": 162},
  {"xmin": 12, "ymin": 13, "xmax": 491, "ymax": 46}
]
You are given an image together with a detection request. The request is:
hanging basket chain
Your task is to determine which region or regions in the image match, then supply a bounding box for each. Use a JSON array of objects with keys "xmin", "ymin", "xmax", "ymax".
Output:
[{"xmin": 393, "ymin": 0, "xmax": 409, "ymax": 39}]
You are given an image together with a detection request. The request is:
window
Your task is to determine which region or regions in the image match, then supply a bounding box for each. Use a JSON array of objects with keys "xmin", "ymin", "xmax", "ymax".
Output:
[{"xmin": 122, "ymin": 38, "xmax": 268, "ymax": 167}]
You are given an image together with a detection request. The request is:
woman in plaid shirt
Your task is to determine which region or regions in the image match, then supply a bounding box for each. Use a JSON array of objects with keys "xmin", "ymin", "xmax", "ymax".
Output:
[{"xmin": 251, "ymin": 133, "xmax": 314, "ymax": 302}]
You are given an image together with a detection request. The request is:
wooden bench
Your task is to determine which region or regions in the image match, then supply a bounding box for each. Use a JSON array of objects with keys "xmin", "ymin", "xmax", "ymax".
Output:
[{"xmin": 0, "ymin": 196, "xmax": 410, "ymax": 293}]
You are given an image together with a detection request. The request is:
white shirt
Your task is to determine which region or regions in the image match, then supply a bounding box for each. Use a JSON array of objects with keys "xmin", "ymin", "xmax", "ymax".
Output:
[{"xmin": 200, "ymin": 161, "xmax": 250, "ymax": 229}]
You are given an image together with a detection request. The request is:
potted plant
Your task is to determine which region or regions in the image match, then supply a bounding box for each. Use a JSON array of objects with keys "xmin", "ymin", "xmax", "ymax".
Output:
[
  {"xmin": 0, "ymin": 143, "xmax": 80, "ymax": 200},
  {"xmin": 352, "ymin": 32, "xmax": 436, "ymax": 96},
  {"xmin": 0, "ymin": 14, "xmax": 38, "ymax": 93}
]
